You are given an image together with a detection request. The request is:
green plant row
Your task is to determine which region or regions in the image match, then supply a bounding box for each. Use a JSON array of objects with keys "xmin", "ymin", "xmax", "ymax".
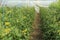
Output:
[
  {"xmin": 0, "ymin": 6, "xmax": 35, "ymax": 40},
  {"xmin": 40, "ymin": 0, "xmax": 60, "ymax": 40}
]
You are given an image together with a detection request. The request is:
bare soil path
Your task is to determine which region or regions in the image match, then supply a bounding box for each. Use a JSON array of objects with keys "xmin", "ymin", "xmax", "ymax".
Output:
[{"xmin": 30, "ymin": 13, "xmax": 43, "ymax": 40}]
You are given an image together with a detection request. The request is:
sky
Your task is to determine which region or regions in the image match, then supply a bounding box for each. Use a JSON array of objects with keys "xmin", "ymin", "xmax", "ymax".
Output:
[
  {"xmin": 2, "ymin": 0, "xmax": 56, "ymax": 1},
  {"xmin": 1, "ymin": 0, "xmax": 56, "ymax": 7}
]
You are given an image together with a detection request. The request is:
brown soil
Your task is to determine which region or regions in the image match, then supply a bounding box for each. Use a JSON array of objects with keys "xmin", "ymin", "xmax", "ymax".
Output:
[{"xmin": 30, "ymin": 13, "xmax": 43, "ymax": 40}]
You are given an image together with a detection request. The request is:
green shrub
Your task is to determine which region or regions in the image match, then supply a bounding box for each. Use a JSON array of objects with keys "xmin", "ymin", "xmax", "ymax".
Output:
[
  {"xmin": 40, "ymin": 0, "xmax": 60, "ymax": 40},
  {"xmin": 0, "ymin": 6, "xmax": 35, "ymax": 40}
]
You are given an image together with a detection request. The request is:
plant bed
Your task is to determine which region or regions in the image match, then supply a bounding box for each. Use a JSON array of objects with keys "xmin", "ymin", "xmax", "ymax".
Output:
[
  {"xmin": 40, "ymin": 1, "xmax": 60, "ymax": 40},
  {"xmin": 0, "ymin": 6, "xmax": 35, "ymax": 40}
]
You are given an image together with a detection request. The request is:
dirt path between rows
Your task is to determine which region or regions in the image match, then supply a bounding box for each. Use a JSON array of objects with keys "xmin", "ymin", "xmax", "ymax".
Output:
[{"xmin": 30, "ymin": 13, "xmax": 43, "ymax": 40}]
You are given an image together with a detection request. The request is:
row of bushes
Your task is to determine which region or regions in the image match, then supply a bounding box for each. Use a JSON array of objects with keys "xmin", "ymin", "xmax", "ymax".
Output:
[
  {"xmin": 40, "ymin": 0, "xmax": 60, "ymax": 40},
  {"xmin": 0, "ymin": 7, "xmax": 35, "ymax": 40}
]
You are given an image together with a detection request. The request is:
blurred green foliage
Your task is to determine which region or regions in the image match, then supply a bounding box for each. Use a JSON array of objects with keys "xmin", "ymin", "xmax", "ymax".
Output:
[
  {"xmin": 40, "ymin": 0, "xmax": 60, "ymax": 40},
  {"xmin": 0, "ymin": 0, "xmax": 60, "ymax": 40},
  {"xmin": 0, "ymin": 6, "xmax": 35, "ymax": 40}
]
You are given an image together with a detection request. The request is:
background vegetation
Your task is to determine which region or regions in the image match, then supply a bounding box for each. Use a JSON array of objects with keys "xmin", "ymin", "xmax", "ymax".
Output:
[{"xmin": 40, "ymin": 0, "xmax": 60, "ymax": 40}]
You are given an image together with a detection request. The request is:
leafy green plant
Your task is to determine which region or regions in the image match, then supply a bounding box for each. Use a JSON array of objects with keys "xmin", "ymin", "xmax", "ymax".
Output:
[
  {"xmin": 40, "ymin": 0, "xmax": 60, "ymax": 40},
  {"xmin": 0, "ymin": 6, "xmax": 35, "ymax": 40}
]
